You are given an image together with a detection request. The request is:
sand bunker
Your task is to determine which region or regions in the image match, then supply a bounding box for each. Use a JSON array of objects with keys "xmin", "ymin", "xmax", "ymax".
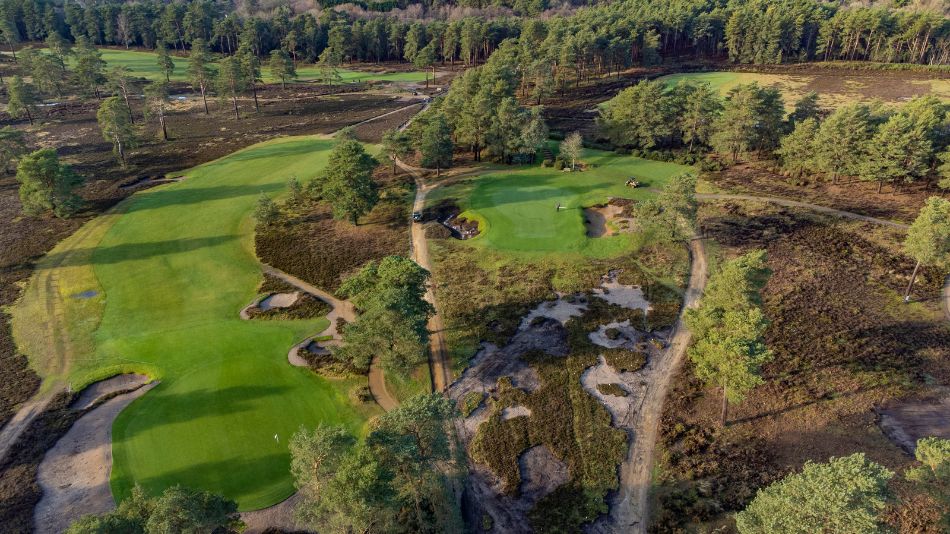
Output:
[
  {"xmin": 580, "ymin": 356, "xmax": 644, "ymax": 428},
  {"xmin": 878, "ymin": 393, "xmax": 950, "ymax": 455},
  {"xmin": 518, "ymin": 296, "xmax": 588, "ymax": 330},
  {"xmin": 592, "ymin": 272, "xmax": 652, "ymax": 312},
  {"xmin": 501, "ymin": 405, "xmax": 532, "ymax": 420},
  {"xmin": 35, "ymin": 376, "xmax": 156, "ymax": 534},
  {"xmin": 584, "ymin": 205, "xmax": 624, "ymax": 238},
  {"xmin": 258, "ymin": 292, "xmax": 299, "ymax": 311}
]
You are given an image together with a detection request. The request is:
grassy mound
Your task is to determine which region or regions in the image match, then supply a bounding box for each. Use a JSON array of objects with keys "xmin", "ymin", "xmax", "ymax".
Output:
[{"xmin": 11, "ymin": 136, "xmax": 375, "ymax": 510}]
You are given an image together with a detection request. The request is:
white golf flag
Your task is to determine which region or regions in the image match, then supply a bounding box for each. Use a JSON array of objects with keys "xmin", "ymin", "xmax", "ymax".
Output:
[{"xmin": 274, "ymin": 434, "xmax": 279, "ymax": 442}]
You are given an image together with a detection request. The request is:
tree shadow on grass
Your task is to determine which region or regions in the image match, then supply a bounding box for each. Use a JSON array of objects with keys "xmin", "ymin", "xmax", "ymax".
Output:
[
  {"xmin": 124, "ymin": 182, "xmax": 284, "ymax": 213},
  {"xmin": 36, "ymin": 235, "xmax": 236, "ymax": 269}
]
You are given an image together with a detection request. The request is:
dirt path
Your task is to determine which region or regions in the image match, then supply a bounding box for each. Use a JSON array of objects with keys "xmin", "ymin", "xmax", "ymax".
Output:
[
  {"xmin": 697, "ymin": 193, "xmax": 909, "ymax": 229},
  {"xmin": 591, "ymin": 239, "xmax": 708, "ymax": 533},
  {"xmin": 34, "ymin": 378, "xmax": 156, "ymax": 534},
  {"xmin": 346, "ymin": 100, "xmax": 425, "ymax": 130},
  {"xmin": 396, "ymin": 158, "xmax": 452, "ymax": 393}
]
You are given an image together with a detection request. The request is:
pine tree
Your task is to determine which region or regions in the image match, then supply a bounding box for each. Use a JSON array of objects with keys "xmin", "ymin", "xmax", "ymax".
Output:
[
  {"xmin": 97, "ymin": 96, "xmax": 136, "ymax": 165},
  {"xmin": 902, "ymin": 197, "xmax": 950, "ymax": 301},
  {"xmin": 187, "ymin": 38, "xmax": 215, "ymax": 115},
  {"xmin": 143, "ymin": 80, "xmax": 170, "ymax": 141},
  {"xmin": 156, "ymin": 42, "xmax": 175, "ymax": 83},
  {"xmin": 318, "ymin": 140, "xmax": 378, "ymax": 224},
  {"xmin": 216, "ymin": 56, "xmax": 247, "ymax": 120},
  {"xmin": 268, "ymin": 49, "xmax": 296, "ymax": 90},
  {"xmin": 107, "ymin": 66, "xmax": 137, "ymax": 124},
  {"xmin": 420, "ymin": 114, "xmax": 453, "ymax": 177},
  {"xmin": 860, "ymin": 113, "xmax": 931, "ymax": 193},
  {"xmin": 6, "ymin": 76, "xmax": 37, "ymax": 125},
  {"xmin": 776, "ymin": 118, "xmax": 818, "ymax": 177},
  {"xmin": 15, "ymin": 148, "xmax": 84, "ymax": 217}
]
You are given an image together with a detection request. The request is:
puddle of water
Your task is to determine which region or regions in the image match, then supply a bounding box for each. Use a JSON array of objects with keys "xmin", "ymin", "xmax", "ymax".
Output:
[{"xmin": 70, "ymin": 290, "xmax": 99, "ymax": 299}]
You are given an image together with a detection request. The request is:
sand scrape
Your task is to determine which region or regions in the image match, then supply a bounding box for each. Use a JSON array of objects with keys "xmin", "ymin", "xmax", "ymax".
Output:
[{"xmin": 35, "ymin": 376, "xmax": 156, "ymax": 534}]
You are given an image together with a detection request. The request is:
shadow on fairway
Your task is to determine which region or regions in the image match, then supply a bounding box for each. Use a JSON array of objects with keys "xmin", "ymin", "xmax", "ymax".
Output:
[
  {"xmin": 203, "ymin": 140, "xmax": 329, "ymax": 165},
  {"xmin": 114, "ymin": 383, "xmax": 295, "ymax": 429},
  {"xmin": 112, "ymin": 452, "xmax": 291, "ymax": 507},
  {"xmin": 37, "ymin": 235, "xmax": 236, "ymax": 268},
  {"xmin": 125, "ymin": 182, "xmax": 285, "ymax": 213}
]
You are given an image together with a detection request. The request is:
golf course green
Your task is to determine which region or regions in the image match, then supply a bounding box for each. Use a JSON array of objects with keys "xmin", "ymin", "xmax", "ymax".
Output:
[
  {"xmin": 12, "ymin": 135, "xmax": 372, "ymax": 510},
  {"xmin": 86, "ymin": 48, "xmax": 430, "ymax": 84},
  {"xmin": 434, "ymin": 149, "xmax": 690, "ymax": 256}
]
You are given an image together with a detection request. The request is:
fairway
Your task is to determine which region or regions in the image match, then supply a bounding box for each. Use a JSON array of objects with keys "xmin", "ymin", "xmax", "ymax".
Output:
[
  {"xmin": 12, "ymin": 136, "xmax": 371, "ymax": 510},
  {"xmin": 434, "ymin": 150, "xmax": 690, "ymax": 256},
  {"xmin": 82, "ymin": 48, "xmax": 429, "ymax": 84}
]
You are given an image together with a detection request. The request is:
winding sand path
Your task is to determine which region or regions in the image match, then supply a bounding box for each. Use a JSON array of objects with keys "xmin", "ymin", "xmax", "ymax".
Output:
[{"xmin": 696, "ymin": 193, "xmax": 909, "ymax": 229}]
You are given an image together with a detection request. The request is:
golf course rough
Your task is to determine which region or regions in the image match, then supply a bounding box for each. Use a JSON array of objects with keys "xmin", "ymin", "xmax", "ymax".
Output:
[
  {"xmin": 14, "ymin": 136, "xmax": 371, "ymax": 510},
  {"xmin": 438, "ymin": 149, "xmax": 691, "ymax": 256},
  {"xmin": 81, "ymin": 48, "xmax": 430, "ymax": 84}
]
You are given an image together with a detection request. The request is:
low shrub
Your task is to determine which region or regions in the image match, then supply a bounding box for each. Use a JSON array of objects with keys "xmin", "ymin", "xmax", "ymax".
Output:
[
  {"xmin": 596, "ymin": 383, "xmax": 628, "ymax": 397},
  {"xmin": 460, "ymin": 391, "xmax": 486, "ymax": 417}
]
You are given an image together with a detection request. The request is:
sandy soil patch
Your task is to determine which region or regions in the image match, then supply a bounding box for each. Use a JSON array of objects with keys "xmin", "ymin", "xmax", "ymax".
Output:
[
  {"xmin": 592, "ymin": 271, "xmax": 652, "ymax": 312},
  {"xmin": 589, "ymin": 320, "xmax": 642, "ymax": 349},
  {"xmin": 878, "ymin": 392, "xmax": 950, "ymax": 455},
  {"xmin": 581, "ymin": 355, "xmax": 645, "ymax": 429},
  {"xmin": 518, "ymin": 445, "xmax": 569, "ymax": 505},
  {"xmin": 501, "ymin": 405, "xmax": 532, "ymax": 421},
  {"xmin": 34, "ymin": 378, "xmax": 157, "ymax": 534},
  {"xmin": 518, "ymin": 296, "xmax": 588, "ymax": 330},
  {"xmin": 448, "ymin": 319, "xmax": 570, "ymax": 533}
]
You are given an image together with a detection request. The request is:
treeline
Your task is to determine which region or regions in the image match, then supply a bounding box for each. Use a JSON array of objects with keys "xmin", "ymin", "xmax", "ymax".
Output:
[
  {"xmin": 0, "ymin": 0, "xmax": 947, "ymax": 74},
  {"xmin": 599, "ymin": 79, "xmax": 950, "ymax": 193}
]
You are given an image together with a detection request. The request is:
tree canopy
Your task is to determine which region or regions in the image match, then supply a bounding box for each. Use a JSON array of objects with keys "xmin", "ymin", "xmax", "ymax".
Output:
[
  {"xmin": 736, "ymin": 453, "xmax": 893, "ymax": 534},
  {"xmin": 16, "ymin": 148, "xmax": 83, "ymax": 218},
  {"xmin": 318, "ymin": 139, "xmax": 379, "ymax": 225}
]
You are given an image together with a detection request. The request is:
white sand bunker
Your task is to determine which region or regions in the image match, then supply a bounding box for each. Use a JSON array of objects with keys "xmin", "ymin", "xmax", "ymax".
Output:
[
  {"xmin": 592, "ymin": 271, "xmax": 652, "ymax": 312},
  {"xmin": 580, "ymin": 355, "xmax": 645, "ymax": 428},
  {"xmin": 258, "ymin": 292, "xmax": 299, "ymax": 311},
  {"xmin": 501, "ymin": 405, "xmax": 532, "ymax": 420},
  {"xmin": 589, "ymin": 320, "xmax": 642, "ymax": 349},
  {"xmin": 518, "ymin": 296, "xmax": 587, "ymax": 330}
]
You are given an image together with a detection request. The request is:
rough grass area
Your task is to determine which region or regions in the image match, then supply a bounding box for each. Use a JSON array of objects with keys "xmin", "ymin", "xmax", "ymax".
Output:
[
  {"xmin": 61, "ymin": 48, "xmax": 429, "ymax": 84},
  {"xmin": 657, "ymin": 69, "xmax": 950, "ymax": 108},
  {"xmin": 596, "ymin": 383, "xmax": 628, "ymax": 397},
  {"xmin": 10, "ymin": 136, "xmax": 375, "ymax": 510},
  {"xmin": 652, "ymin": 202, "xmax": 950, "ymax": 533},
  {"xmin": 466, "ymin": 262, "xmax": 685, "ymax": 532},
  {"xmin": 428, "ymin": 149, "xmax": 690, "ymax": 256},
  {"xmin": 256, "ymin": 166, "xmax": 412, "ymax": 295},
  {"xmin": 703, "ymin": 162, "xmax": 935, "ymax": 224}
]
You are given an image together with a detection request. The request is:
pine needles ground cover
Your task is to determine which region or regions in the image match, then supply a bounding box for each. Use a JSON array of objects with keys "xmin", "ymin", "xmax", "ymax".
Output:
[{"xmin": 12, "ymin": 135, "xmax": 373, "ymax": 510}]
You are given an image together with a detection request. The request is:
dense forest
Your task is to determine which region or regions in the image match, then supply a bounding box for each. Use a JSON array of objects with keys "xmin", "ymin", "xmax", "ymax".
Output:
[{"xmin": 0, "ymin": 0, "xmax": 947, "ymax": 72}]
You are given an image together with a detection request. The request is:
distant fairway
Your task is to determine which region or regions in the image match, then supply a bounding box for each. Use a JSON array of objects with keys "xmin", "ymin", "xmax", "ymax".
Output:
[
  {"xmin": 657, "ymin": 70, "xmax": 950, "ymax": 107},
  {"xmin": 432, "ymin": 150, "xmax": 690, "ymax": 256},
  {"xmin": 85, "ymin": 48, "xmax": 428, "ymax": 84},
  {"xmin": 12, "ymin": 136, "xmax": 372, "ymax": 510}
]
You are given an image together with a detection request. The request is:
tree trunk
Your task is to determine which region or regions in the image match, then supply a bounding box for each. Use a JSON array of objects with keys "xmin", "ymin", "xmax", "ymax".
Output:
[
  {"xmin": 8, "ymin": 41, "xmax": 16, "ymax": 63},
  {"xmin": 123, "ymin": 91, "xmax": 135, "ymax": 124},
  {"xmin": 436, "ymin": 163, "xmax": 441, "ymax": 178},
  {"xmin": 159, "ymin": 112, "xmax": 168, "ymax": 141},
  {"xmin": 25, "ymin": 107, "xmax": 33, "ymax": 125},
  {"xmin": 115, "ymin": 134, "xmax": 125, "ymax": 164},
  {"xmin": 251, "ymin": 84, "xmax": 259, "ymax": 113},
  {"xmin": 201, "ymin": 86, "xmax": 209, "ymax": 114},
  {"xmin": 878, "ymin": 180, "xmax": 883, "ymax": 194},
  {"xmin": 720, "ymin": 384, "xmax": 729, "ymax": 427},
  {"xmin": 165, "ymin": 70, "xmax": 170, "ymax": 83},
  {"xmin": 904, "ymin": 259, "xmax": 921, "ymax": 303},
  {"xmin": 231, "ymin": 94, "xmax": 240, "ymax": 120}
]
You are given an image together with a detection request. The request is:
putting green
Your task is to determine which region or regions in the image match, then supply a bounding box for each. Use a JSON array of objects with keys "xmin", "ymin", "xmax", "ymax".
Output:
[
  {"xmin": 12, "ymin": 136, "xmax": 373, "ymax": 510},
  {"xmin": 79, "ymin": 48, "xmax": 429, "ymax": 84},
  {"xmin": 434, "ymin": 149, "xmax": 690, "ymax": 256}
]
